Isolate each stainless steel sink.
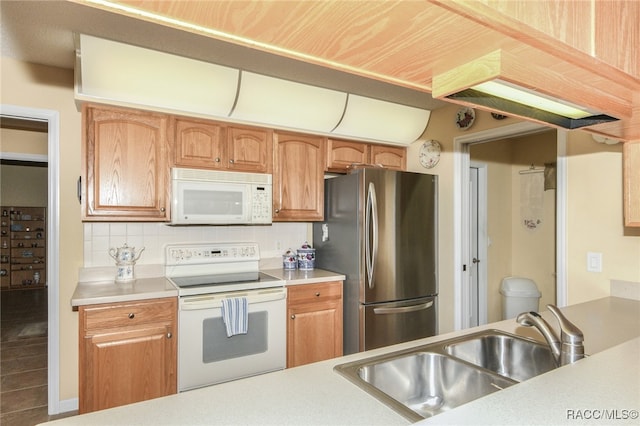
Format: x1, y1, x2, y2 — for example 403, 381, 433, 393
334, 330, 559, 421
444, 333, 557, 382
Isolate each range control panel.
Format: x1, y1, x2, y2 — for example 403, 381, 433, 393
165, 242, 259, 266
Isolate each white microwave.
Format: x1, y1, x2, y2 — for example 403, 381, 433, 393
171, 168, 272, 225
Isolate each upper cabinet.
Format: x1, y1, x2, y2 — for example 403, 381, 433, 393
273, 132, 325, 221
174, 117, 272, 173
82, 104, 171, 221
226, 125, 273, 173
326, 139, 406, 173
370, 144, 406, 171
173, 117, 225, 169
326, 139, 370, 172
623, 141, 640, 227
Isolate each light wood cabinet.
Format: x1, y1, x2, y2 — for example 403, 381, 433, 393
174, 118, 272, 173
286, 281, 343, 368
173, 117, 225, 169
0, 207, 47, 290
623, 141, 640, 227
326, 139, 370, 172
79, 297, 177, 414
82, 104, 171, 221
326, 139, 407, 173
370, 144, 406, 170
226, 125, 272, 173
273, 132, 325, 221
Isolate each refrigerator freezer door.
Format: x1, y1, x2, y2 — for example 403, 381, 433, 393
362, 170, 438, 304
360, 296, 437, 351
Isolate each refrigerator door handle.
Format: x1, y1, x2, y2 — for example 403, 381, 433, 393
365, 182, 378, 289
373, 300, 434, 315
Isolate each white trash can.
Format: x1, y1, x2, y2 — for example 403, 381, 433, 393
500, 277, 541, 320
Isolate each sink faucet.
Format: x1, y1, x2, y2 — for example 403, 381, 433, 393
516, 304, 584, 367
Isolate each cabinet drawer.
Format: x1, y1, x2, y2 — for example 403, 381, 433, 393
287, 281, 342, 305
81, 298, 176, 332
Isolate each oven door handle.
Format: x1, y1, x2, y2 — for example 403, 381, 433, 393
180, 288, 287, 311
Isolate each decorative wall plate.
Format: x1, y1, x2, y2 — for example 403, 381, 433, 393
455, 107, 475, 130
419, 139, 441, 169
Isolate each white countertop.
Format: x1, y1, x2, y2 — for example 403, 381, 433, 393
262, 267, 346, 285
70, 276, 177, 307
46, 296, 640, 425
71, 267, 343, 308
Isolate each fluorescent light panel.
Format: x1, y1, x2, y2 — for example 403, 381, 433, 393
473, 80, 598, 119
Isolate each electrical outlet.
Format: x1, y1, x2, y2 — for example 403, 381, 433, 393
587, 252, 602, 273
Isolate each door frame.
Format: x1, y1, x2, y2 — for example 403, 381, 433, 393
468, 162, 488, 326
453, 121, 568, 330
1, 104, 60, 414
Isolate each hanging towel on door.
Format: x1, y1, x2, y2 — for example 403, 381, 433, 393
520, 172, 544, 230
221, 297, 248, 337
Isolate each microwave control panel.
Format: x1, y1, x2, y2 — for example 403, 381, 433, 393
251, 185, 272, 223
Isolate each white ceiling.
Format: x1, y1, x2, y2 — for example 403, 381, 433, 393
0, 0, 446, 110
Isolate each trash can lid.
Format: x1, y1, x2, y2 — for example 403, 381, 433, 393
500, 277, 541, 297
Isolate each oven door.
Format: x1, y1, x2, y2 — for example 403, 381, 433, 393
178, 287, 286, 391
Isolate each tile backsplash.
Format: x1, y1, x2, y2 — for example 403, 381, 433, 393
83, 222, 310, 268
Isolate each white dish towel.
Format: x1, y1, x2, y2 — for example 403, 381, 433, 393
221, 297, 248, 337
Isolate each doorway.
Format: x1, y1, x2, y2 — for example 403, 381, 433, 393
0, 105, 60, 417
454, 122, 568, 330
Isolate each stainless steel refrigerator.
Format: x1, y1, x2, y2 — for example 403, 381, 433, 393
313, 169, 438, 355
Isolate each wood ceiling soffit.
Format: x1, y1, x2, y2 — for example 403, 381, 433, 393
109, 0, 503, 92
429, 0, 640, 87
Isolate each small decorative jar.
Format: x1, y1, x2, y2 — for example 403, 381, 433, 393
282, 249, 297, 270
297, 242, 315, 270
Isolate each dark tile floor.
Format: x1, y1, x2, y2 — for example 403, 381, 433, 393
1, 288, 76, 426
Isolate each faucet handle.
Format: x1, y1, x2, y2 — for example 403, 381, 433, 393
547, 305, 584, 344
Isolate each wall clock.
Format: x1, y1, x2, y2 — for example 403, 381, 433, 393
419, 140, 441, 169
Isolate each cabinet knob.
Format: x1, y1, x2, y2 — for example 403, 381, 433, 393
128, 313, 135, 319
275, 209, 280, 214
167, 332, 172, 339
290, 315, 295, 320
315, 292, 320, 297
214, 157, 221, 163
160, 207, 166, 212
229, 159, 235, 164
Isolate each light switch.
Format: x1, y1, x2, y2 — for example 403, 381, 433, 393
587, 252, 602, 273
321, 223, 329, 242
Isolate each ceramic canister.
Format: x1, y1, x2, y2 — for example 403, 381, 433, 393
297, 242, 315, 270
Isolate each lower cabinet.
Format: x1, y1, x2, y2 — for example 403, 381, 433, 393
78, 297, 177, 413
286, 281, 343, 368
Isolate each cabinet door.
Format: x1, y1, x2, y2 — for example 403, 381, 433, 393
79, 297, 177, 414
273, 132, 325, 221
174, 117, 225, 169
286, 281, 343, 368
624, 141, 640, 227
83, 105, 170, 221
80, 324, 176, 413
370, 144, 406, 170
326, 139, 369, 172
287, 300, 342, 368
227, 126, 272, 173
